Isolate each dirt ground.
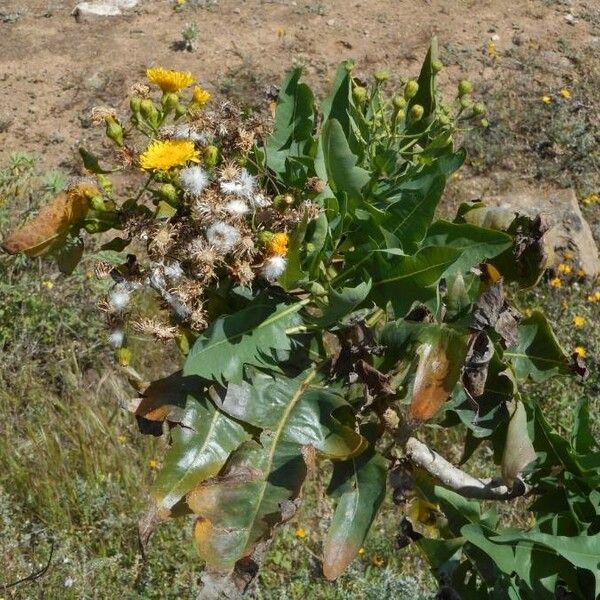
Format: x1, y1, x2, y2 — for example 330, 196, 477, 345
1, 0, 598, 174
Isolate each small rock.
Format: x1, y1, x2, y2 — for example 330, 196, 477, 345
564, 13, 576, 25
491, 33, 500, 41
72, 0, 138, 19
485, 188, 600, 276
326, 19, 335, 26
233, 7, 240, 13
84, 72, 107, 91
49, 131, 65, 144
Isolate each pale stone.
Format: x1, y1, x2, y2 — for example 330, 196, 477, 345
485, 188, 599, 276
72, 0, 139, 18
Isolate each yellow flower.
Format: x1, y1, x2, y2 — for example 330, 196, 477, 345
139, 139, 199, 171
549, 277, 562, 288
148, 459, 159, 470
268, 232, 289, 256
42, 280, 54, 289
596, 291, 600, 301
574, 346, 587, 358
563, 250, 574, 260
358, 547, 366, 556
587, 294, 596, 303
577, 269, 586, 278
294, 527, 306, 539
574, 315, 585, 327
372, 556, 385, 567
542, 95, 552, 105
117, 434, 127, 444
583, 193, 599, 205
192, 86, 211, 108
487, 41, 497, 57
560, 88, 571, 99
146, 67, 194, 93
557, 263, 572, 274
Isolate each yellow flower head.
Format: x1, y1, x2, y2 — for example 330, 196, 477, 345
42, 280, 54, 290
574, 315, 585, 327
192, 86, 211, 108
563, 250, 574, 260
294, 527, 306, 539
267, 232, 289, 256
596, 291, 600, 301
583, 193, 599, 205
139, 139, 199, 171
358, 547, 366, 556
560, 88, 571, 99
146, 67, 194, 93
148, 459, 159, 470
558, 263, 572, 274
549, 277, 562, 288
117, 434, 127, 444
542, 95, 552, 105
574, 346, 587, 358
372, 556, 385, 567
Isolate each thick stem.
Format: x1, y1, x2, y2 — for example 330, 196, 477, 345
405, 437, 530, 501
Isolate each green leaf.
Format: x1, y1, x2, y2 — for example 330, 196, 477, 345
184, 300, 304, 384
187, 368, 367, 573
316, 119, 370, 204
323, 424, 387, 580
504, 311, 572, 382
406, 37, 438, 138
55, 235, 84, 274
501, 400, 536, 485
572, 399, 594, 455
266, 68, 315, 177
422, 220, 512, 275
369, 246, 461, 315
151, 386, 249, 511
315, 281, 371, 327
279, 213, 308, 290
417, 537, 465, 569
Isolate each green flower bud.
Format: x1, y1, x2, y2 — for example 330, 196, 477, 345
96, 174, 113, 194
458, 79, 473, 97
84, 220, 104, 233
204, 145, 219, 168
162, 92, 179, 113
392, 95, 406, 110
130, 96, 142, 114
90, 195, 116, 212
395, 110, 405, 122
175, 103, 188, 118
409, 104, 424, 122
140, 99, 160, 128
160, 183, 179, 205
432, 59, 444, 74
273, 194, 294, 210
105, 116, 124, 147
404, 79, 419, 100
352, 85, 368, 105
116, 347, 132, 367
480, 118, 489, 128
258, 231, 274, 245
438, 114, 451, 126
473, 102, 487, 115
460, 96, 473, 109
374, 69, 390, 82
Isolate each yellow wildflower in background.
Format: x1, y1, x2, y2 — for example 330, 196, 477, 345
117, 434, 127, 443
148, 459, 159, 470
140, 139, 199, 171
560, 88, 571, 99
372, 556, 385, 567
583, 193, 599, 205
574, 315, 585, 327
295, 527, 306, 539
574, 346, 587, 358
268, 232, 289, 256
146, 67, 194, 93
542, 95, 552, 105
42, 280, 54, 289
557, 263, 572, 274
192, 86, 211, 107
549, 277, 562, 288
563, 250, 574, 260
487, 41, 497, 58
358, 547, 366, 556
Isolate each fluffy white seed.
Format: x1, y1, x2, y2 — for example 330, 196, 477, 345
261, 255, 287, 281
180, 166, 210, 196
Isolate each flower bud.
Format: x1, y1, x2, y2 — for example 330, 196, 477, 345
458, 79, 473, 97
258, 231, 274, 245
175, 103, 188, 118
352, 85, 368, 105
90, 195, 116, 212
404, 79, 419, 100
473, 102, 486, 115
460, 96, 472, 109
409, 104, 424, 122
392, 95, 406, 110
480, 118, 489, 128
438, 114, 451, 126
160, 183, 179, 204
115, 347, 132, 367
130, 96, 142, 115
432, 59, 443, 74
374, 69, 389, 82
203, 145, 219, 168
162, 92, 179, 113
273, 194, 294, 210
105, 116, 124, 147
140, 99, 160, 128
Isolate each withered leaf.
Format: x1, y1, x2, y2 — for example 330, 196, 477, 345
462, 332, 494, 398
495, 305, 521, 347
471, 280, 504, 331
395, 516, 423, 550
2, 183, 98, 257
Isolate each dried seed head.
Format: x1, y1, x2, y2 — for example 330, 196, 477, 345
133, 318, 178, 341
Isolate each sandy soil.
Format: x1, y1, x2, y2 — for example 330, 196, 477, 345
0, 0, 596, 172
